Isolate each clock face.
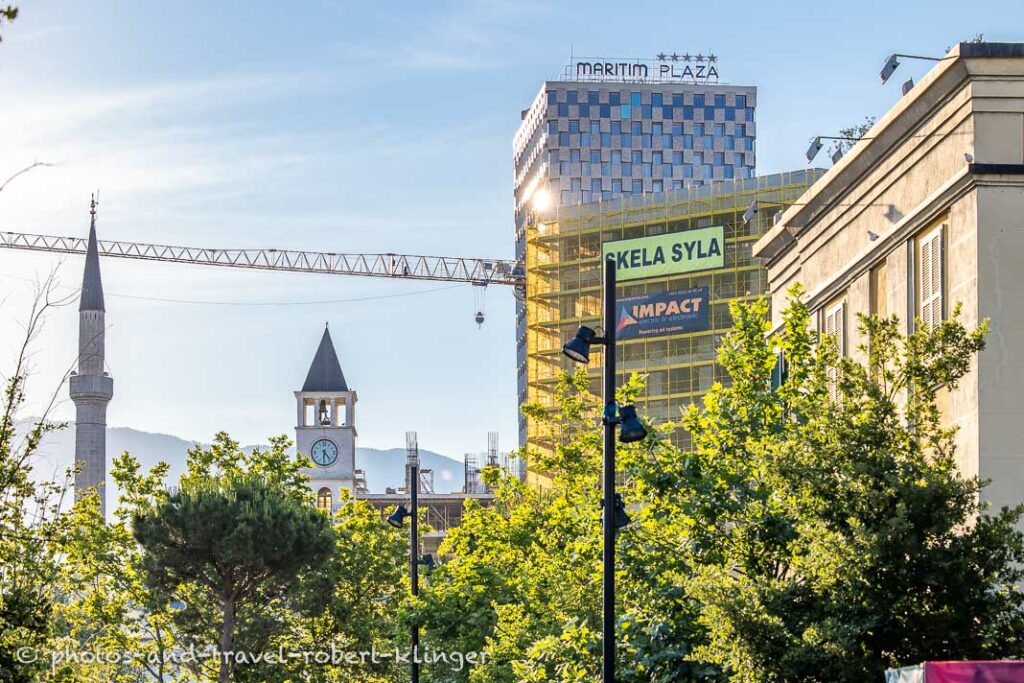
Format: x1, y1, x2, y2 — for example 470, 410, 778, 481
310, 439, 338, 467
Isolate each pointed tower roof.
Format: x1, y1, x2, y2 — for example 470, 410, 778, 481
302, 325, 349, 392
80, 197, 105, 312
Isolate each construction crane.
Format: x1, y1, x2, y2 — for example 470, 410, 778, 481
1, 230, 525, 323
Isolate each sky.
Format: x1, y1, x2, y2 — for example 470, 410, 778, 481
1, 0, 1021, 458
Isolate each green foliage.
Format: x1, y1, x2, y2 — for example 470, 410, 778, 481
0, 6, 16, 42
133, 470, 335, 682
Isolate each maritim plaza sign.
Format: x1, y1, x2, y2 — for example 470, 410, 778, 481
567, 52, 721, 84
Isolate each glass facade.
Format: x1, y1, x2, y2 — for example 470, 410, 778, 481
523, 171, 825, 486
513, 80, 758, 446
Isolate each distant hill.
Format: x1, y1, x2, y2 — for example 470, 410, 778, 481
17, 419, 466, 510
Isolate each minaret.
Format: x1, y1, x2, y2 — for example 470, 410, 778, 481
69, 196, 113, 516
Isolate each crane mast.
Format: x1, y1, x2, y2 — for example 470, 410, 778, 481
0, 231, 524, 287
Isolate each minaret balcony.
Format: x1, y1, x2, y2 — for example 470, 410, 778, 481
69, 373, 113, 401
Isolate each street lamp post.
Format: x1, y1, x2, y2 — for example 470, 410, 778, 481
387, 463, 423, 683
562, 255, 647, 683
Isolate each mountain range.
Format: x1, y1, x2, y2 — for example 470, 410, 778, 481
18, 419, 467, 510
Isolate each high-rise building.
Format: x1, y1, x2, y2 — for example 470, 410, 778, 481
513, 55, 757, 445
70, 198, 113, 516
524, 171, 822, 487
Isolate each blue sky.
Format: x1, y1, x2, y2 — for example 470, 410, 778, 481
1, 0, 1021, 458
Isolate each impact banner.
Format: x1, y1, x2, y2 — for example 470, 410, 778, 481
615, 287, 710, 340
602, 226, 725, 282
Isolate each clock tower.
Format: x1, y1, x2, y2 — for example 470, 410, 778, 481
295, 325, 357, 513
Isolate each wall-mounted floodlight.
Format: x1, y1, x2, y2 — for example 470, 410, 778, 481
901, 78, 915, 95
562, 325, 598, 364
618, 405, 648, 443
830, 147, 844, 164
742, 200, 758, 225
806, 137, 823, 163
386, 504, 411, 528
880, 52, 944, 84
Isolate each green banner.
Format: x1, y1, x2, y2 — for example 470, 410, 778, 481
602, 226, 725, 282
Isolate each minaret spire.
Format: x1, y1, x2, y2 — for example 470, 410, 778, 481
70, 194, 113, 516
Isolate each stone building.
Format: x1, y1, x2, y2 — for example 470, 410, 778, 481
753, 42, 1024, 523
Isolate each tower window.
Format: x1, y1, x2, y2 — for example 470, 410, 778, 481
317, 487, 332, 512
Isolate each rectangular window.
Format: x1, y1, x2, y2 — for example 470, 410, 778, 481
630, 92, 642, 106
581, 190, 591, 203
652, 151, 663, 165
567, 91, 578, 104
547, 90, 557, 104
653, 180, 663, 192
611, 121, 621, 135
579, 104, 590, 117
631, 122, 642, 135
724, 166, 734, 179
673, 94, 684, 106
571, 178, 581, 191
632, 151, 643, 164
662, 164, 673, 177
870, 261, 888, 319
570, 149, 580, 162
569, 120, 580, 133
736, 95, 746, 108
694, 94, 704, 107
652, 93, 663, 107
547, 121, 558, 134
601, 132, 611, 146
621, 162, 632, 175
620, 104, 631, 118
559, 161, 569, 175
581, 162, 590, 175
590, 121, 600, 134
621, 133, 632, 147
683, 135, 693, 149
652, 123, 663, 136
642, 105, 652, 118
825, 300, 847, 400
917, 224, 944, 328
642, 134, 652, 148
611, 150, 622, 164
609, 92, 620, 106
581, 133, 591, 146
632, 179, 643, 194
612, 179, 622, 193
599, 104, 611, 117
683, 105, 694, 118
558, 103, 569, 116
672, 152, 683, 164
642, 163, 652, 177
588, 90, 599, 104
590, 150, 601, 163
715, 94, 726, 107
591, 178, 602, 193
602, 162, 610, 175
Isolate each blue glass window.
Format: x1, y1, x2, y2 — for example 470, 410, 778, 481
590, 150, 601, 163
662, 164, 672, 177
631, 122, 642, 135
641, 134, 651, 148
714, 152, 724, 165
703, 135, 713, 148
621, 133, 632, 147
704, 106, 715, 120
588, 90, 599, 104
558, 103, 568, 116
683, 135, 693, 149
724, 166, 734, 179
590, 121, 600, 134
652, 122, 663, 136
582, 190, 591, 202
725, 108, 736, 121
725, 137, 735, 150
702, 164, 713, 178
682, 165, 692, 178
571, 178, 581, 191
714, 94, 725, 107
746, 108, 755, 121
653, 180, 663, 192
630, 92, 641, 106
581, 161, 590, 175
672, 123, 683, 136
746, 137, 755, 151
652, 93, 662, 106
547, 121, 558, 134
612, 179, 622, 193
663, 106, 673, 118
662, 135, 672, 147
579, 104, 590, 117
570, 149, 580, 162
632, 179, 643, 193
642, 163, 652, 177
642, 105, 652, 118
569, 120, 580, 133
559, 161, 569, 175
559, 132, 569, 145
609, 92, 620, 106
736, 95, 746, 109
581, 133, 591, 146
673, 94, 683, 106
602, 162, 610, 175
694, 94, 704, 107
592, 178, 602, 192
714, 124, 725, 137
602, 191, 612, 201
631, 151, 643, 164
611, 150, 622, 164
600, 104, 611, 117
620, 104, 631, 118
611, 121, 621, 135
548, 149, 559, 163
672, 152, 683, 164
736, 124, 746, 136
683, 106, 694, 118
567, 91, 578, 104
621, 162, 632, 175
694, 153, 703, 165
652, 151, 663, 164
547, 90, 557, 104
601, 132, 611, 146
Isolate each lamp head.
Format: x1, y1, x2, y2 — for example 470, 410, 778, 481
805, 136, 823, 163
562, 325, 597, 364
618, 404, 648, 443
742, 200, 758, 225
420, 554, 437, 572
386, 504, 410, 529
880, 54, 900, 83
613, 493, 632, 530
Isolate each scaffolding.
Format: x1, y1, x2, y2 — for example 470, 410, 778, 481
524, 170, 825, 485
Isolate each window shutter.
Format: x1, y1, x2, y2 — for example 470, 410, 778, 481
919, 226, 943, 329
825, 302, 846, 402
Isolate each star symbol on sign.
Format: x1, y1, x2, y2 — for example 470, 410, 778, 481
657, 52, 667, 61
682, 53, 692, 62
695, 54, 704, 63
671, 52, 679, 62
709, 54, 717, 63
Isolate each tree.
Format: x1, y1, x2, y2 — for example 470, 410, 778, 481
831, 116, 876, 157
132, 471, 335, 683
0, 6, 16, 42
673, 291, 1024, 681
